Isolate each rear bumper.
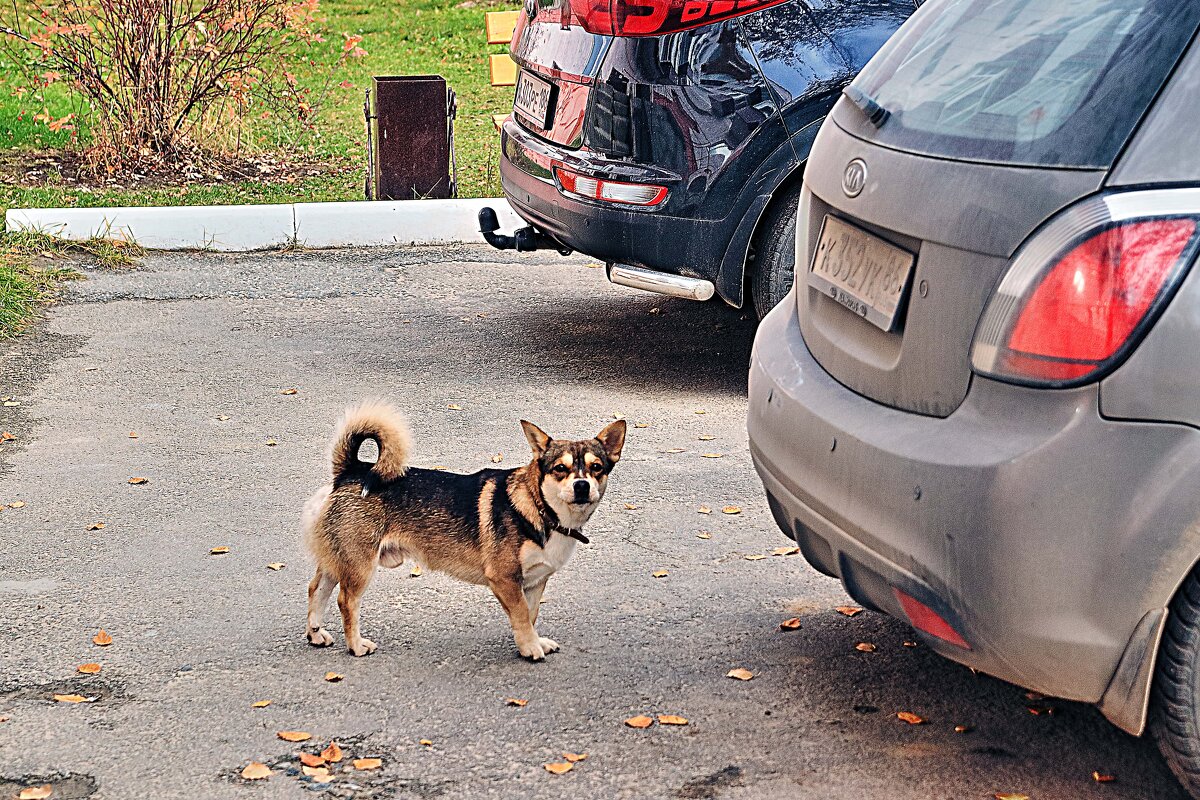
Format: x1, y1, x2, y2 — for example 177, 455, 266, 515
748, 292, 1200, 728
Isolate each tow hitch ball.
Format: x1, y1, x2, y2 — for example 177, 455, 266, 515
478, 207, 573, 256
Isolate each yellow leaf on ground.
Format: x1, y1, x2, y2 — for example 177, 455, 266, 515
772, 546, 800, 556
447, 404, 463, 411
52, 694, 92, 703
726, 668, 754, 681
277, 731, 312, 742
694, 410, 706, 415
299, 752, 326, 768
324, 672, 343, 683
216, 415, 230, 421
744, 554, 767, 561
722, 505, 742, 514
265, 440, 278, 447
651, 570, 668, 578
1093, 772, 1115, 783
241, 762, 271, 781
92, 629, 113, 646
352, 757, 382, 770
267, 562, 286, 571
302, 766, 332, 782
19, 785, 53, 799
0, 715, 10, 722
127, 477, 149, 485
419, 738, 433, 746
624, 503, 639, 510
77, 663, 101, 674
658, 714, 689, 725
897, 712, 926, 725
505, 697, 528, 707
994, 795, 1030, 800
321, 741, 343, 762
835, 606, 864, 617
0, 431, 15, 441
492, 454, 503, 463
280, 388, 298, 395
410, 565, 422, 577
697, 531, 712, 539
543, 762, 573, 775
624, 715, 654, 729
563, 752, 588, 762
697, 505, 712, 514
856, 643, 877, 653
954, 725, 972, 733
698, 435, 716, 441
129, 431, 138, 438
701, 453, 724, 459
251, 700, 271, 708
634, 423, 648, 428
9, 501, 25, 508
780, 618, 802, 631
210, 546, 230, 555
86, 522, 105, 531
664, 448, 686, 453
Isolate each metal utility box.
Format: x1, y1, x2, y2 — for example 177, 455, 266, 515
367, 75, 456, 200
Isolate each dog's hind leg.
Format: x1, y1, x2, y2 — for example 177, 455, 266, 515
491, 577, 557, 660
337, 570, 377, 657
306, 568, 337, 647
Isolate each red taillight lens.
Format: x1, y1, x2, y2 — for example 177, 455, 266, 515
893, 589, 971, 650
973, 204, 1200, 387
569, 0, 789, 37
556, 167, 668, 207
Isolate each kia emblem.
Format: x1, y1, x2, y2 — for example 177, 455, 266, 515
843, 158, 867, 198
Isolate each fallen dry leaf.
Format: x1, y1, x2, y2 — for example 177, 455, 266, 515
86, 522, 105, 531
280, 388, 298, 395
634, 423, 648, 428
903, 641, 918, 648
651, 570, 669, 578
954, 725, 972, 733
624, 503, 639, 510
563, 752, 588, 762
624, 715, 654, 729
251, 700, 271, 708
505, 697, 528, 707
77, 663, 101, 674
277, 731, 312, 742
127, 477, 148, 485
855, 643, 877, 653
727, 668, 754, 681
19, 786, 53, 799
722, 506, 742, 514
266, 562, 286, 571
701, 453, 724, 459
321, 741, 343, 762
1093, 772, 1115, 783
543, 762, 573, 775
993, 795, 1030, 800
0, 715, 9, 722
698, 435, 716, 441
447, 404, 463, 411
241, 762, 271, 781
780, 617, 803, 631
302, 766, 332, 782
419, 739, 433, 746
9, 500, 25, 508
835, 606, 864, 617
265, 440, 278, 447
743, 554, 767, 561
491, 454, 503, 463
52, 694, 93, 703
697, 531, 712, 540
410, 565, 422, 577
210, 546, 230, 555
129, 431, 138, 438
612, 412, 625, 420
772, 546, 801, 556
896, 712, 926, 725
324, 672, 343, 683
698, 505, 712, 514
664, 447, 687, 453
0, 431, 15, 442
352, 757, 382, 770
694, 409, 706, 415
299, 752, 326, 768
658, 714, 689, 725
92, 629, 113, 647
215, 414, 230, 421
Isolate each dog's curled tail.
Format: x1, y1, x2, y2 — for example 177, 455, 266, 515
330, 400, 411, 483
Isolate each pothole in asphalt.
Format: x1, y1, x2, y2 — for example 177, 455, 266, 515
0, 772, 98, 799
1, 676, 126, 704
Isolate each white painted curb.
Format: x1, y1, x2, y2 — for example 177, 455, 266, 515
4, 197, 524, 252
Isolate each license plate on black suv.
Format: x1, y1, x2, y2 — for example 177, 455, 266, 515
514, 69, 554, 130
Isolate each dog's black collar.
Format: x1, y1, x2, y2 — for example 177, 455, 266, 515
551, 524, 589, 545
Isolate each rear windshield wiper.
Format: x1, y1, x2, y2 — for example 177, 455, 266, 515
843, 85, 891, 128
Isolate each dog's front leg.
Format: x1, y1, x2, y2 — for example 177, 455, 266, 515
524, 577, 549, 626
490, 577, 558, 661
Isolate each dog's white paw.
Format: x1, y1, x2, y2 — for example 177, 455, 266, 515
538, 637, 560, 655
517, 636, 546, 661
348, 638, 377, 657
307, 627, 334, 647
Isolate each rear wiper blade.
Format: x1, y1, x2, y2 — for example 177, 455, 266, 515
843, 85, 891, 129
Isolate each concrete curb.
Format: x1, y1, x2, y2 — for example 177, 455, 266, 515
4, 197, 524, 251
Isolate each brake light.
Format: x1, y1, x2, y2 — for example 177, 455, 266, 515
568, 0, 789, 37
556, 167, 667, 206
973, 193, 1200, 387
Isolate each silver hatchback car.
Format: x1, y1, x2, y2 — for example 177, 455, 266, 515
747, 0, 1200, 794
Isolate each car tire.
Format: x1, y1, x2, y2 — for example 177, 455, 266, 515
750, 183, 803, 321
1150, 570, 1200, 796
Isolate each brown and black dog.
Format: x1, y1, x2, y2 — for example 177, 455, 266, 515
302, 400, 626, 660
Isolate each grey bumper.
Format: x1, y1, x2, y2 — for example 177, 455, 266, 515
748, 291, 1200, 733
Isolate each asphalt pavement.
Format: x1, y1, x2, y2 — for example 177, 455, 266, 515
0, 245, 1186, 799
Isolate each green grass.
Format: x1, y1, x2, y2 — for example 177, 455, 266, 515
0, 0, 518, 211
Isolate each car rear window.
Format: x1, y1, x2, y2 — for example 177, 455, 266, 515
848, 0, 1200, 168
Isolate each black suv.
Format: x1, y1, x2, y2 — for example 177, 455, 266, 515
481, 0, 913, 318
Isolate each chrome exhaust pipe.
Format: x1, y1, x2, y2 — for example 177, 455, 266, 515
608, 264, 715, 302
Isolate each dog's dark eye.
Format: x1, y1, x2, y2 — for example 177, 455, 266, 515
590, 462, 604, 474
552, 464, 570, 476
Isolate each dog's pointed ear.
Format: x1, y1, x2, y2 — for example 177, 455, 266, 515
596, 419, 627, 463
521, 420, 552, 455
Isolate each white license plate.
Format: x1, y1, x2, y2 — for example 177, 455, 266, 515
809, 215, 915, 332
514, 70, 554, 130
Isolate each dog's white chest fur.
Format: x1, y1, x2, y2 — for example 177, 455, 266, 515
520, 533, 577, 587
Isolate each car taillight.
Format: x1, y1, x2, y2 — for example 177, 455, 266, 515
555, 167, 667, 207
567, 0, 789, 37
972, 192, 1200, 387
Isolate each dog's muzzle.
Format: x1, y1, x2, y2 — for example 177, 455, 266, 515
572, 480, 591, 504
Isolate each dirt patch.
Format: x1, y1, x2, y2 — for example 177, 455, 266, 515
0, 675, 127, 705
0, 771, 98, 799
677, 765, 744, 799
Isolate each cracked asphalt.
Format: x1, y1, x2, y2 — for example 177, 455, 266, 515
0, 244, 1187, 799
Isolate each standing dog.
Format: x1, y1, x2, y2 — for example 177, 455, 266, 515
302, 400, 626, 660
